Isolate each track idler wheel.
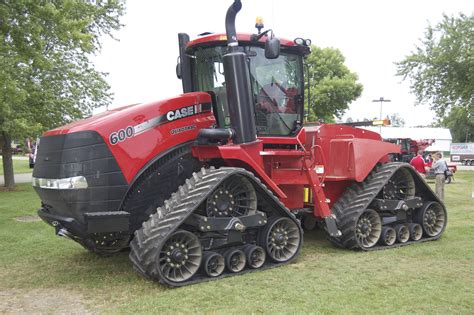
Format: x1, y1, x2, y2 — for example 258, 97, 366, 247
202, 251, 225, 277
206, 175, 257, 217
382, 168, 415, 200
407, 223, 423, 241
159, 230, 202, 283
355, 209, 382, 249
395, 224, 409, 243
243, 245, 266, 269
262, 217, 301, 262
414, 201, 447, 237
224, 248, 246, 273
378, 226, 396, 246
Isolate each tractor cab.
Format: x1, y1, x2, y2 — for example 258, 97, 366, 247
177, 33, 310, 137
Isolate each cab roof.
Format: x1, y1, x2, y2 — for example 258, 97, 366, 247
186, 33, 310, 55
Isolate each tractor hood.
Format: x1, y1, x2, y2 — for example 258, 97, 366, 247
46, 92, 213, 137
39, 92, 215, 183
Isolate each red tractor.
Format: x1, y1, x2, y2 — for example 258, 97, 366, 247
385, 138, 434, 163
32, 1, 447, 287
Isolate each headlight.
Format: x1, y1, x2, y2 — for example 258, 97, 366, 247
32, 176, 88, 189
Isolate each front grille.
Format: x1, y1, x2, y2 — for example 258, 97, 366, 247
33, 131, 128, 224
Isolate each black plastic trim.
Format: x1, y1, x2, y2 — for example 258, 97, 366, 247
33, 131, 128, 224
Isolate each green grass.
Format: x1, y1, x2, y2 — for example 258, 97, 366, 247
0, 172, 473, 314
0, 156, 32, 175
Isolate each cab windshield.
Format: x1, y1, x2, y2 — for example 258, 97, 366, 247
191, 46, 303, 136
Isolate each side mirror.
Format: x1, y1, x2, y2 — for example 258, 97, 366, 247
176, 59, 182, 79
265, 37, 280, 59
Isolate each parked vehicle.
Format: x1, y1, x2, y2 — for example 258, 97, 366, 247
32, 0, 447, 287
385, 138, 434, 163
450, 143, 474, 165
461, 159, 474, 166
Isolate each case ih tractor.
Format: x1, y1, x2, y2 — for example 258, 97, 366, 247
385, 138, 434, 163
32, 1, 447, 286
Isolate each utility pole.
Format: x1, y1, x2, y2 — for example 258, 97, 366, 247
372, 97, 391, 134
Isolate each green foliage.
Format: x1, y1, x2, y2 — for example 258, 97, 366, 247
396, 13, 473, 119
305, 46, 363, 122
442, 106, 474, 142
0, 0, 125, 140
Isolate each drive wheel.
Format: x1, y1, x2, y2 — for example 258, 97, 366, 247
206, 175, 257, 217
414, 201, 447, 237
355, 209, 382, 249
382, 168, 415, 200
262, 217, 301, 263
159, 230, 202, 283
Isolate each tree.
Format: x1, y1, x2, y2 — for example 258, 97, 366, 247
305, 46, 363, 122
387, 113, 406, 127
442, 107, 474, 142
396, 13, 473, 119
0, 0, 125, 188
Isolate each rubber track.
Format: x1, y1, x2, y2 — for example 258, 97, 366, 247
329, 162, 446, 251
129, 167, 303, 287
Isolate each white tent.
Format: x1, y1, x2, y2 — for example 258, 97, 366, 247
361, 127, 452, 152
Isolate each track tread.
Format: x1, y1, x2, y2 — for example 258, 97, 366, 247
329, 162, 446, 250
129, 167, 303, 287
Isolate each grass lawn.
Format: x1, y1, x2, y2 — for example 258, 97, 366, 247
0, 172, 473, 314
0, 156, 32, 175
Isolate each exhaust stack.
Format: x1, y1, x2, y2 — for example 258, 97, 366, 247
223, 0, 257, 144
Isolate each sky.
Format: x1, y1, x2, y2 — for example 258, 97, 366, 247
92, 0, 473, 127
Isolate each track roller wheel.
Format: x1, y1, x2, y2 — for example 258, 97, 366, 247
407, 223, 423, 241
224, 248, 246, 273
243, 245, 266, 269
395, 224, 409, 243
355, 209, 382, 249
159, 230, 202, 283
378, 226, 396, 246
414, 201, 447, 237
262, 217, 301, 262
202, 251, 225, 277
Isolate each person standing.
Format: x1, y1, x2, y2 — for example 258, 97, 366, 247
431, 152, 447, 202
410, 150, 427, 177
425, 153, 433, 167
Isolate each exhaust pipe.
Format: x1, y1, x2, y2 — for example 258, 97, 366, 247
225, 0, 242, 49
223, 0, 257, 144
